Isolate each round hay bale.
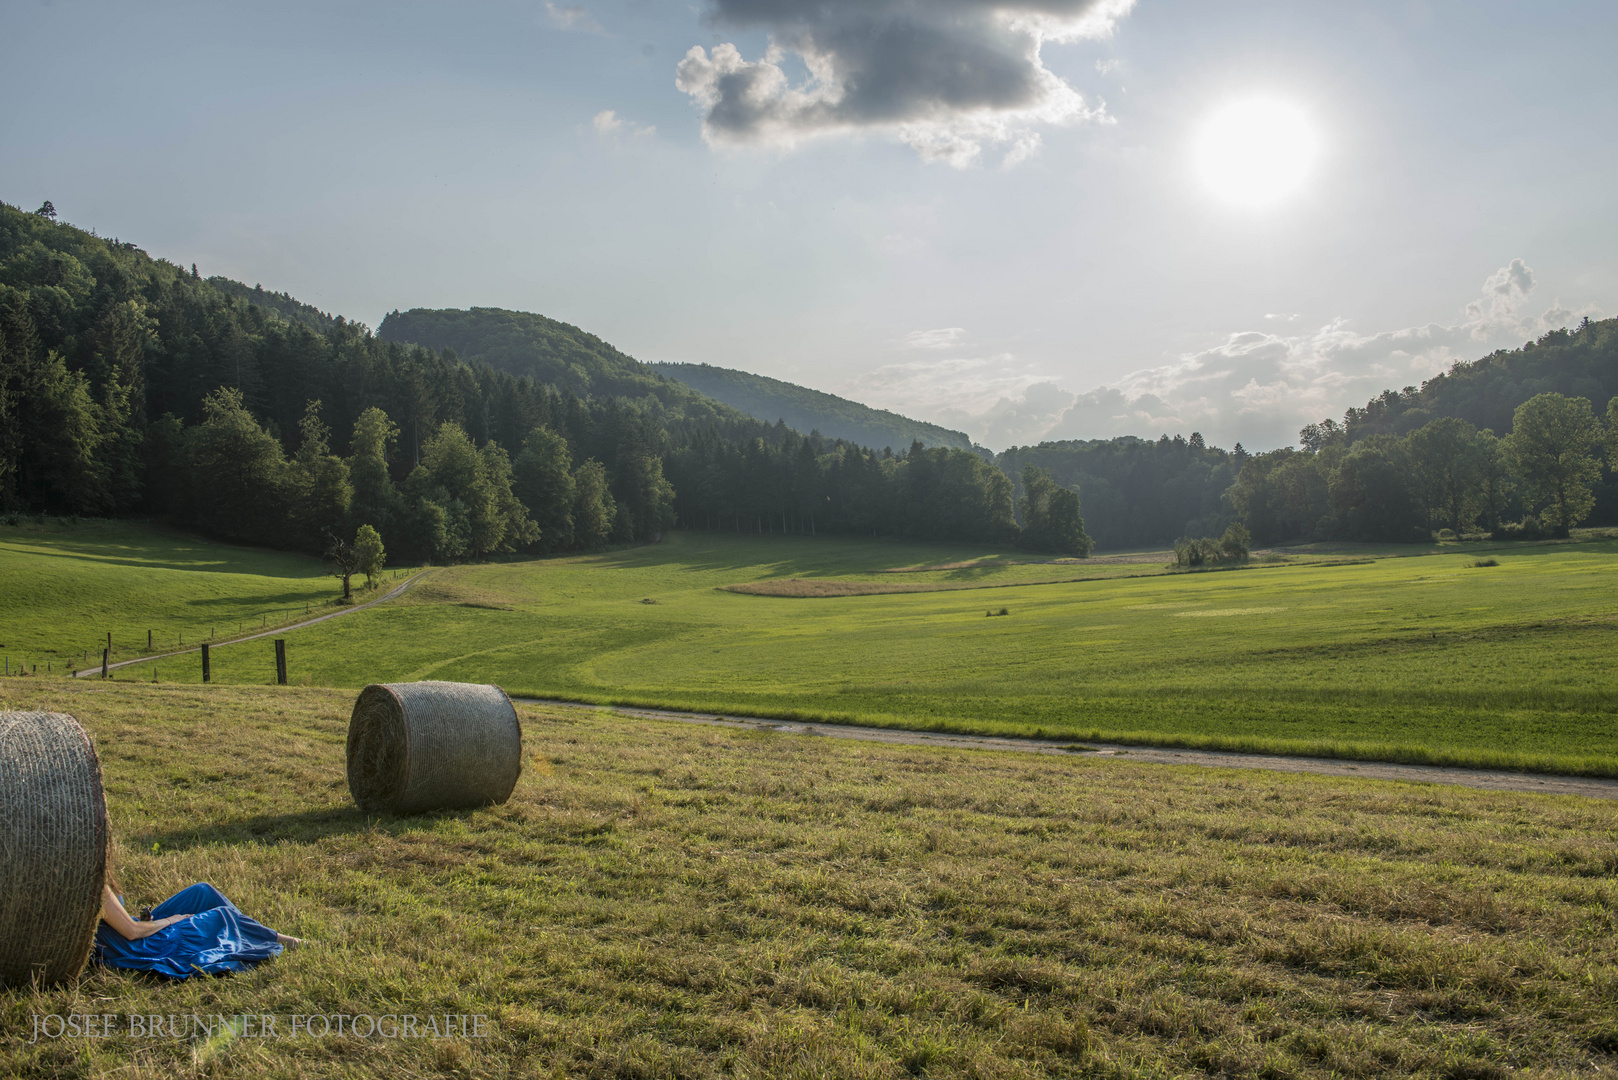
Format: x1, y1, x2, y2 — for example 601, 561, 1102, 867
347, 682, 523, 814
0, 711, 109, 988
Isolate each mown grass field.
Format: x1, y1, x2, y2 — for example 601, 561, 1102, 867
162, 529, 1617, 777
6, 521, 1618, 773
0, 519, 409, 671
2, 679, 1616, 1079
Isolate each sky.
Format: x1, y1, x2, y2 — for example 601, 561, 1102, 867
3, 0, 1615, 451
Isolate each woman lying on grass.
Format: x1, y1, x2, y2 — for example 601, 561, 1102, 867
96, 873, 303, 979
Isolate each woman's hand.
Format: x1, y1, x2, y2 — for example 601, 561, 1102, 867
140, 914, 194, 936
101, 886, 193, 940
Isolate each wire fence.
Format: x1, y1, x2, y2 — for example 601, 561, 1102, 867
1, 570, 414, 678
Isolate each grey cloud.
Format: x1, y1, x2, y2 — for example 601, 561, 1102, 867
676, 0, 1133, 166
971, 381, 1077, 448
1487, 257, 1534, 298
1468, 257, 1536, 321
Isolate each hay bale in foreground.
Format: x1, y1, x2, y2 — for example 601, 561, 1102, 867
347, 682, 523, 814
0, 711, 109, 988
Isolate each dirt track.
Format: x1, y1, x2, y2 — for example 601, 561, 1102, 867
73, 570, 435, 678
518, 699, 1618, 801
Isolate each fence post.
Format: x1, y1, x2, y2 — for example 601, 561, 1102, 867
148, 629, 152, 650
274, 639, 287, 686
201, 643, 211, 684
101, 649, 109, 679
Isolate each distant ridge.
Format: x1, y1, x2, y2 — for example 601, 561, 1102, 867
377, 306, 976, 452
377, 306, 706, 409
651, 362, 976, 453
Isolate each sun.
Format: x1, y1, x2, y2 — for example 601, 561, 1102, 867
1193, 97, 1320, 208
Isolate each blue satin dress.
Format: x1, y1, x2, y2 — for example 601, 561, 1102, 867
94, 883, 284, 979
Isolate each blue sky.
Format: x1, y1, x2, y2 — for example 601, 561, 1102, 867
4, 0, 1614, 449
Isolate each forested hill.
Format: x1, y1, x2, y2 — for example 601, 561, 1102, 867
7, 196, 1612, 559
2, 202, 1078, 560
207, 278, 344, 334
377, 306, 709, 411
997, 435, 1241, 552
1331, 316, 1618, 443
651, 362, 976, 453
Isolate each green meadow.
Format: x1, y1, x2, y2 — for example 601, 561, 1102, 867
5, 521, 1618, 774
2, 680, 1616, 1079
0, 519, 410, 671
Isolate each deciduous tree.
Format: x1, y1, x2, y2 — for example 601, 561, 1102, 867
572, 459, 616, 548
512, 426, 576, 552
353, 524, 386, 589
1502, 393, 1602, 534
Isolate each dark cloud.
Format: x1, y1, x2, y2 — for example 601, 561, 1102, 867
676, 0, 1134, 166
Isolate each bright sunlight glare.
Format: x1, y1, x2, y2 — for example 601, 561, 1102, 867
1194, 98, 1321, 208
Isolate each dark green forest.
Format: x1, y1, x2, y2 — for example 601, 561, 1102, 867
997, 433, 1242, 551
1231, 318, 1618, 545
0, 203, 1086, 562
376, 306, 704, 410
648, 361, 976, 453
995, 318, 1618, 549
4, 199, 1615, 562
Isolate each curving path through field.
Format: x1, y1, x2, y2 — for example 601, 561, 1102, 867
73, 570, 436, 679
517, 698, 1618, 801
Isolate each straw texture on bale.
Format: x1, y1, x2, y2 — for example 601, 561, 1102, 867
0, 711, 109, 988
347, 682, 523, 814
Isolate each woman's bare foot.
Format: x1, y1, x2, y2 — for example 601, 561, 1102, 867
276, 933, 305, 950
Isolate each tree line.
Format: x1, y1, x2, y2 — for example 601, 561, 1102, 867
1231, 391, 1617, 544
664, 428, 1090, 554
0, 202, 1092, 559
9, 200, 1612, 559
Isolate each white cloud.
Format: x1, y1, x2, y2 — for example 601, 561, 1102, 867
674, 0, 1132, 167
849, 262, 1605, 451
546, 3, 604, 34
842, 334, 1074, 446
592, 109, 655, 138
903, 327, 966, 350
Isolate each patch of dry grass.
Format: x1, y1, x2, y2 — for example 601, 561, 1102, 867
721, 578, 968, 597
881, 553, 1173, 572
400, 572, 516, 610
3, 680, 1617, 1078
719, 572, 1171, 597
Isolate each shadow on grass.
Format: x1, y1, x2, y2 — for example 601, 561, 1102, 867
1275, 536, 1618, 560
1, 522, 330, 577
582, 530, 1022, 581
135, 804, 490, 850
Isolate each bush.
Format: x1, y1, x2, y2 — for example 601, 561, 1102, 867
1220, 522, 1251, 560
1496, 516, 1548, 541
1436, 528, 1458, 542
1172, 524, 1251, 569
1472, 558, 1499, 567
